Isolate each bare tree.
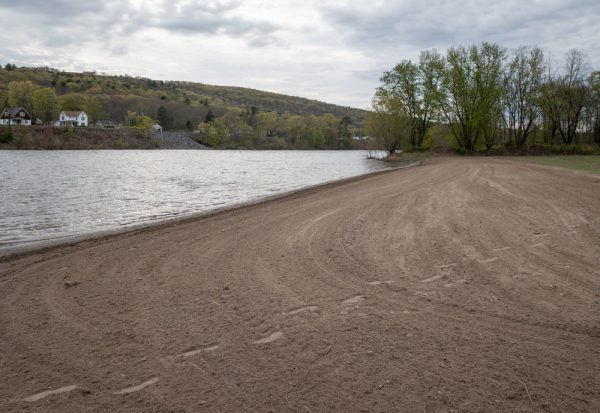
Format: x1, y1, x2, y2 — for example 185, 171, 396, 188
590, 71, 600, 145
541, 50, 590, 144
503, 47, 545, 147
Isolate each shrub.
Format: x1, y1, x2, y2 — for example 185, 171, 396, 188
113, 138, 129, 149
0, 129, 13, 143
549, 144, 598, 155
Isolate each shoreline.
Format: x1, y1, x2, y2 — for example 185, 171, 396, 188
1, 156, 597, 412
0, 160, 420, 261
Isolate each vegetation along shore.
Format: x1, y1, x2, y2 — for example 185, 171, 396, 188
1, 42, 599, 154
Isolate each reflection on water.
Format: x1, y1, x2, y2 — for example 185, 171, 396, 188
0, 150, 388, 250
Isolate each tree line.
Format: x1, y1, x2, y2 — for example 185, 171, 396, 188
193, 106, 355, 149
368, 43, 600, 154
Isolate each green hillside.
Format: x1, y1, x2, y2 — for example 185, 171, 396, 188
0, 65, 367, 149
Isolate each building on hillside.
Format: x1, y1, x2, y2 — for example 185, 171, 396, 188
96, 120, 121, 129
152, 123, 163, 132
57, 111, 88, 127
0, 107, 32, 126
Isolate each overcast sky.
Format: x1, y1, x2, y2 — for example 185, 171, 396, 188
1, 0, 598, 108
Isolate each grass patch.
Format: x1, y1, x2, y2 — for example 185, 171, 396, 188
383, 151, 432, 162
512, 156, 600, 174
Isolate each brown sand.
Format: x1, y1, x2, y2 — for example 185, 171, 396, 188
0, 157, 599, 412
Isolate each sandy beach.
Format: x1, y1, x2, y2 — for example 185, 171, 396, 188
1, 156, 599, 412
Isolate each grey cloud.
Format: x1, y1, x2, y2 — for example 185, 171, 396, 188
0, 0, 282, 49
4, 0, 104, 18
1, 0, 599, 109
319, 0, 600, 65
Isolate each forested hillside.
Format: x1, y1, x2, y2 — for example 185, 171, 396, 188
0, 65, 367, 149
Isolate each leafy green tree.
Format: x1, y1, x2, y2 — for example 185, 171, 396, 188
319, 113, 340, 146
307, 128, 325, 148
218, 108, 246, 135
337, 116, 353, 149
32, 88, 57, 123
127, 111, 154, 129
157, 105, 172, 129
58, 93, 87, 111
285, 115, 306, 146
197, 120, 228, 147
84, 96, 102, 123
0, 91, 8, 110
366, 96, 409, 155
204, 110, 214, 123
253, 112, 278, 138
8, 81, 36, 112
377, 50, 444, 148
438, 43, 506, 150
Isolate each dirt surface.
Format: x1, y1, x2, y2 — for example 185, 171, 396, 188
1, 157, 599, 412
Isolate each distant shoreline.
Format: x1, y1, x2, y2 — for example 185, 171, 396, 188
0, 126, 372, 150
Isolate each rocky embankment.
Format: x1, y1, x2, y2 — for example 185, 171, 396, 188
0, 126, 212, 150
151, 131, 210, 149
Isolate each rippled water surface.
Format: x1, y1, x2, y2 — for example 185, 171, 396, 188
0, 150, 388, 250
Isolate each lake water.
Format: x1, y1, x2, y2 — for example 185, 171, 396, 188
0, 150, 388, 252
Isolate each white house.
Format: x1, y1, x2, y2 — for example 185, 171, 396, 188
57, 111, 88, 127
0, 107, 32, 126
152, 123, 163, 132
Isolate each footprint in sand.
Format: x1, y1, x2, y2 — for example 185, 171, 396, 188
444, 279, 467, 288
340, 295, 365, 314
342, 295, 364, 304
421, 275, 443, 283
367, 280, 394, 286
114, 377, 159, 395
23, 385, 79, 402
180, 345, 220, 358
285, 306, 319, 315
253, 331, 284, 344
